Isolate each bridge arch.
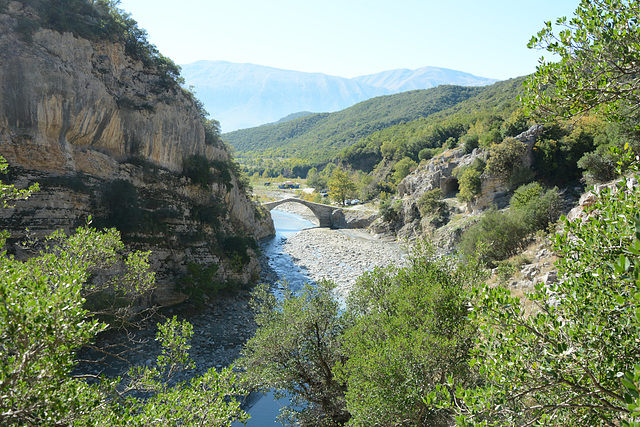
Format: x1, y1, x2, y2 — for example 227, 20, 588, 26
263, 198, 339, 228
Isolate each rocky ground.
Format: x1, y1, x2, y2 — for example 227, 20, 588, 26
282, 228, 407, 298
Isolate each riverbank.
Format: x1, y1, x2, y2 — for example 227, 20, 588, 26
281, 227, 407, 298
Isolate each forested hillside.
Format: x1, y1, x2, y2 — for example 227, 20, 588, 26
225, 85, 484, 165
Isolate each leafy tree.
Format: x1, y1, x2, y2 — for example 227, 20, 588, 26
238, 281, 349, 426
457, 164, 640, 426
392, 157, 418, 183
522, 0, 640, 123
485, 137, 527, 181
328, 168, 356, 206
456, 166, 483, 203
337, 242, 486, 426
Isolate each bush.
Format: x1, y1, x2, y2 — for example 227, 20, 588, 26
417, 189, 449, 227
510, 182, 562, 232
485, 137, 527, 181
183, 155, 213, 188
238, 281, 349, 426
459, 209, 530, 266
177, 261, 224, 308
462, 134, 479, 154
456, 158, 485, 203
338, 241, 486, 426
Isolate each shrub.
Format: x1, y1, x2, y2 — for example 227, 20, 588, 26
510, 182, 562, 232
417, 189, 449, 227
456, 158, 485, 203
485, 137, 527, 181
462, 134, 479, 154
177, 261, 223, 308
183, 155, 213, 188
459, 209, 530, 266
338, 241, 486, 426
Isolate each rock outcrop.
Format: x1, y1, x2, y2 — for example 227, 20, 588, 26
371, 125, 545, 244
0, 1, 274, 306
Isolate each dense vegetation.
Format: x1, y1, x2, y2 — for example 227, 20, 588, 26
237, 1, 640, 426
226, 85, 484, 175
3, 0, 640, 426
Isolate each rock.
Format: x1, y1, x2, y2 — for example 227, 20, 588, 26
0, 3, 275, 306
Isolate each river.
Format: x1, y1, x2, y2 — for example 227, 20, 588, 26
235, 209, 316, 426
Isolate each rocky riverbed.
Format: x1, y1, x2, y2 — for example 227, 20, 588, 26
281, 228, 407, 298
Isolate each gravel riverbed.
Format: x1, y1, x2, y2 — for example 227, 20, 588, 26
281, 227, 407, 298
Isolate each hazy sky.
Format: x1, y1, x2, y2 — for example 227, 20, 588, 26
117, 0, 581, 80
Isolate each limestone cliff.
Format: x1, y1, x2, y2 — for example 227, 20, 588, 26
0, 1, 274, 305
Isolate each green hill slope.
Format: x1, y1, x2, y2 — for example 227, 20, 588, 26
224, 85, 485, 162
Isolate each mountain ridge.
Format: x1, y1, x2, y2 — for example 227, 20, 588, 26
180, 60, 499, 131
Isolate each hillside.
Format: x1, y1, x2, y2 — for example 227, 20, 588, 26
180, 60, 497, 131
224, 85, 485, 163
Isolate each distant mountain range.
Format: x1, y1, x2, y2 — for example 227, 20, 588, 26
179, 61, 499, 132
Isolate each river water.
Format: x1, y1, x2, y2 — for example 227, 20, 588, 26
235, 209, 316, 426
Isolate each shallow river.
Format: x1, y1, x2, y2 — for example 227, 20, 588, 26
235, 209, 316, 426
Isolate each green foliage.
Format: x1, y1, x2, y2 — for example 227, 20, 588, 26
177, 261, 221, 308
460, 183, 561, 266
522, 0, 640, 123
238, 281, 349, 426
456, 159, 485, 203
328, 168, 357, 205
417, 189, 449, 227
337, 242, 486, 426
458, 170, 640, 426
462, 134, 479, 154
0, 157, 39, 207
378, 198, 402, 223
533, 118, 603, 185
0, 157, 248, 426
226, 85, 484, 165
485, 137, 527, 182
219, 235, 257, 271
182, 154, 214, 188
391, 156, 418, 183
459, 209, 530, 266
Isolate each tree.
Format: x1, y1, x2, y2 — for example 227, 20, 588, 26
238, 281, 349, 426
328, 168, 356, 206
337, 242, 486, 426
457, 163, 640, 426
0, 157, 249, 426
391, 157, 418, 184
522, 0, 640, 123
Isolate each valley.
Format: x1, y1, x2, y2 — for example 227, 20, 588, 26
1, 0, 640, 426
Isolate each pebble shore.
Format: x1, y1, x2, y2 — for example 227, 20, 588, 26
282, 228, 407, 298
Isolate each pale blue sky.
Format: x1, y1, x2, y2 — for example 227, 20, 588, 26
117, 0, 581, 80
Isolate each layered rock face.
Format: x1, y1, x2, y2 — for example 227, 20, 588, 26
0, 1, 274, 305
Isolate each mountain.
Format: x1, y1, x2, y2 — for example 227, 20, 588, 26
353, 66, 499, 92
0, 2, 273, 305
180, 61, 498, 132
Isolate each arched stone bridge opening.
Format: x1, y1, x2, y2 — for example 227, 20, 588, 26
263, 198, 342, 228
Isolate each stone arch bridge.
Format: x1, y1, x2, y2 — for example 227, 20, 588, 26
263, 198, 342, 228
